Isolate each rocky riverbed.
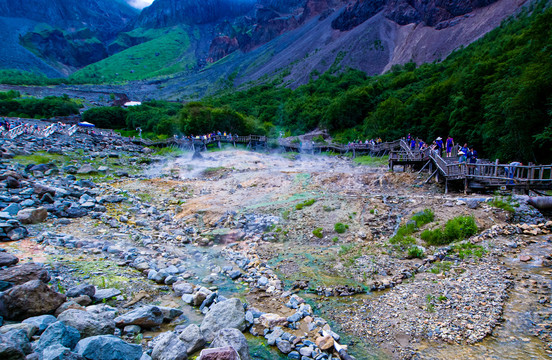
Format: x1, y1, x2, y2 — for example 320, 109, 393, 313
0, 126, 551, 360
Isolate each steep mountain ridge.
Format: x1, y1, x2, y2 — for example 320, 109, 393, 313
0, 0, 137, 75
0, 0, 531, 98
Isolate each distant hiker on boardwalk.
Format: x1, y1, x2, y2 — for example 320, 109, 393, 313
446, 135, 454, 157
435, 137, 444, 157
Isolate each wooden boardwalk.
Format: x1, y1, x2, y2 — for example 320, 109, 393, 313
389, 140, 552, 192
132, 134, 551, 192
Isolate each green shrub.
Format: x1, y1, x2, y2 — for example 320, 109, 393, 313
453, 242, 486, 259
313, 227, 323, 238
411, 209, 435, 227
332, 237, 339, 243
421, 228, 446, 246
444, 216, 478, 242
422, 215, 478, 246
407, 246, 424, 259
334, 222, 348, 233
295, 199, 316, 210
489, 197, 516, 213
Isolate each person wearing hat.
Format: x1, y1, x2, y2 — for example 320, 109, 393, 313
435, 137, 444, 157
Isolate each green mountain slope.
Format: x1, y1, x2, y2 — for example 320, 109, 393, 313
69, 27, 194, 83
206, 0, 552, 163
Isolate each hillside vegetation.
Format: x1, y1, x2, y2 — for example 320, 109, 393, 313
205, 1, 552, 163
70, 27, 194, 83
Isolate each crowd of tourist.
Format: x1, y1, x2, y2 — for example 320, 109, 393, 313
405, 133, 479, 165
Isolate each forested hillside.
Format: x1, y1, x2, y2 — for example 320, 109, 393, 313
206, 0, 552, 163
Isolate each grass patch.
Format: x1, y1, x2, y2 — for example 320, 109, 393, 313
202, 167, 228, 177
489, 196, 516, 213
70, 26, 194, 83
353, 155, 389, 166
334, 222, 349, 234
421, 215, 478, 246
429, 261, 452, 274
312, 227, 323, 238
407, 246, 424, 259
338, 244, 355, 256
452, 242, 486, 259
295, 198, 316, 210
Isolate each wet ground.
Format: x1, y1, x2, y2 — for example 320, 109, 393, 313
7, 147, 552, 359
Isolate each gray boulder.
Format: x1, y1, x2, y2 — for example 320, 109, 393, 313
0, 262, 51, 285
74, 335, 142, 360
210, 329, 250, 360
76, 165, 97, 175
114, 306, 163, 328
66, 285, 95, 299
0, 253, 18, 267
41, 344, 85, 360
0, 280, 66, 320
57, 309, 115, 338
92, 288, 121, 303
200, 298, 245, 342
151, 332, 187, 360
0, 323, 37, 338
0, 329, 30, 360
178, 324, 205, 354
198, 347, 239, 360
22, 314, 57, 334
36, 321, 80, 353
172, 282, 194, 296
16, 207, 48, 224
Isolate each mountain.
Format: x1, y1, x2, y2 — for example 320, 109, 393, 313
0, 0, 138, 76
0, 0, 530, 99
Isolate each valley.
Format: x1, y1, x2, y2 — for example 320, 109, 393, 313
0, 124, 551, 359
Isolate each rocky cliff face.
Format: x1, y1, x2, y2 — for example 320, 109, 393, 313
332, 0, 501, 31
134, 0, 257, 28
0, 0, 137, 39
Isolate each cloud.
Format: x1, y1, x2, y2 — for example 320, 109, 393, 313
126, 0, 154, 10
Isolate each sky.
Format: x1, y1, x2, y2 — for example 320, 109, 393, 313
126, 0, 154, 9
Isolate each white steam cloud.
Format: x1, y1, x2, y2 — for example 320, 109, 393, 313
126, 0, 154, 10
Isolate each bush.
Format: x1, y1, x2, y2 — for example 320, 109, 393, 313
313, 227, 323, 238
82, 106, 127, 129
421, 228, 446, 246
444, 216, 478, 242
334, 222, 348, 233
295, 199, 315, 210
453, 242, 486, 259
411, 209, 435, 227
407, 246, 424, 259
489, 197, 515, 213
422, 215, 478, 246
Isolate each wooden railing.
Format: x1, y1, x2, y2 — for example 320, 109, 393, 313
7, 125, 24, 139
66, 125, 78, 136
38, 124, 57, 138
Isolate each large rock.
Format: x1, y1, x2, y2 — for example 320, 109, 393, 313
22, 314, 57, 334
200, 298, 246, 342
210, 329, 250, 360
0, 280, 66, 320
36, 321, 80, 353
150, 332, 188, 360
0, 253, 18, 267
198, 347, 239, 360
66, 284, 95, 299
33, 184, 56, 197
74, 335, 142, 360
0, 263, 51, 285
92, 288, 121, 302
178, 324, 205, 354
114, 306, 163, 328
57, 309, 115, 338
16, 207, 48, 224
41, 344, 85, 360
0, 329, 30, 360
77, 165, 97, 175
